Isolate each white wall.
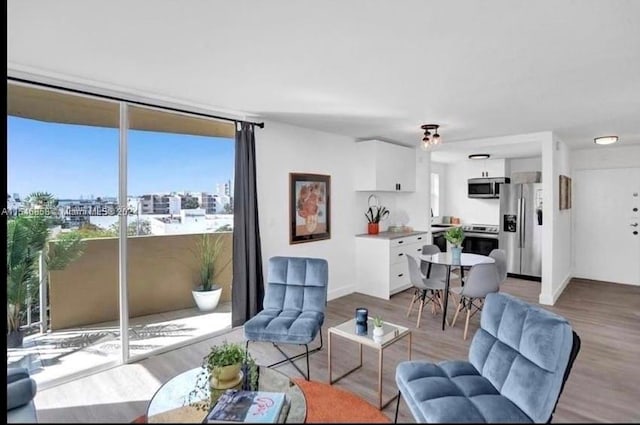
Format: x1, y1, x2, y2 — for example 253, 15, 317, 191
355, 191, 399, 233
572, 145, 640, 170
397, 148, 431, 231
552, 138, 572, 301
443, 158, 506, 225
540, 134, 572, 305
508, 157, 542, 175
255, 121, 358, 301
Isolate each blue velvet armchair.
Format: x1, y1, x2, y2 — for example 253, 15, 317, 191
244, 256, 328, 380
7, 367, 38, 423
395, 292, 580, 423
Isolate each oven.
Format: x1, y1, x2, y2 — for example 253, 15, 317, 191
433, 232, 448, 252
462, 232, 499, 256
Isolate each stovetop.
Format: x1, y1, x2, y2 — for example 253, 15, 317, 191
461, 224, 499, 234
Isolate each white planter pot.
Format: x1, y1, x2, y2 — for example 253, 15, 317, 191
192, 285, 222, 311
373, 326, 385, 337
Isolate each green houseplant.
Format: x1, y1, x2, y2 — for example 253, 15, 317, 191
444, 227, 465, 248
191, 234, 229, 311
444, 227, 465, 262
7, 216, 47, 347
7, 215, 85, 347
365, 205, 389, 235
188, 341, 258, 411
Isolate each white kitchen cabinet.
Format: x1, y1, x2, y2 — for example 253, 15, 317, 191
355, 140, 416, 192
355, 232, 429, 300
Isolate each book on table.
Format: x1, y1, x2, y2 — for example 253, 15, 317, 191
204, 389, 286, 423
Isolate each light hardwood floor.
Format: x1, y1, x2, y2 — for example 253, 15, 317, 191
33, 277, 640, 423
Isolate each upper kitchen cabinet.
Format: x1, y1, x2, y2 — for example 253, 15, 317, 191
355, 139, 416, 192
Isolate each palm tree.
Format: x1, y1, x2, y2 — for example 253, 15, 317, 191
25, 191, 58, 209
24, 191, 63, 226
6, 215, 85, 347
7, 216, 48, 346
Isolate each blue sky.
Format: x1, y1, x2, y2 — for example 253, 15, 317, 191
7, 116, 235, 199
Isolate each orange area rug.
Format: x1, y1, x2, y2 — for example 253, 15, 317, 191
133, 380, 391, 423
293, 379, 391, 423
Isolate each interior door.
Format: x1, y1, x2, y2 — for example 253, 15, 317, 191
574, 167, 640, 285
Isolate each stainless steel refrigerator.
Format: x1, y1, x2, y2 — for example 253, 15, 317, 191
499, 183, 543, 279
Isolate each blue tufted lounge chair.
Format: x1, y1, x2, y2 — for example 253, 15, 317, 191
395, 292, 580, 423
244, 256, 328, 381
7, 367, 38, 423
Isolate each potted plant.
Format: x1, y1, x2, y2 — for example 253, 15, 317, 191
372, 316, 385, 339
188, 341, 258, 411
365, 205, 389, 235
205, 341, 248, 386
444, 227, 465, 262
7, 215, 84, 348
191, 234, 229, 311
7, 216, 46, 348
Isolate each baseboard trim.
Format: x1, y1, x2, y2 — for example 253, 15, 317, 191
328, 284, 356, 301
540, 272, 572, 305
507, 273, 541, 282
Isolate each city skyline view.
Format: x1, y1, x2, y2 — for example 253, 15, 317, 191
7, 116, 235, 199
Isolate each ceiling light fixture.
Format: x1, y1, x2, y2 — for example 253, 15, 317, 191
594, 135, 619, 145
420, 124, 441, 151
468, 154, 491, 160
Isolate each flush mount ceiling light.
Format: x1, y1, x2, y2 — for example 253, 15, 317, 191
594, 135, 619, 145
420, 124, 441, 151
468, 154, 491, 160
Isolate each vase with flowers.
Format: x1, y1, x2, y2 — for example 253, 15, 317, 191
365, 205, 389, 235
444, 227, 465, 263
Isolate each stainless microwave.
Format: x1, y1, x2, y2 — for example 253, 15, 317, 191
468, 177, 510, 198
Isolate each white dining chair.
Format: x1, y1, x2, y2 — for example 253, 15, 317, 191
406, 254, 447, 328
450, 262, 500, 340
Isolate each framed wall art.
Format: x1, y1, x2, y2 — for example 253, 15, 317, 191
559, 174, 572, 210
289, 173, 331, 244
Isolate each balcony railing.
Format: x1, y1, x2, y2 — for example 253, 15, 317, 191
41, 232, 232, 330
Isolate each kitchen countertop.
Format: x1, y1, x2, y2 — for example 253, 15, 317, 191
355, 230, 429, 240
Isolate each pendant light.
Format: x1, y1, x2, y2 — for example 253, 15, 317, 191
420, 124, 441, 151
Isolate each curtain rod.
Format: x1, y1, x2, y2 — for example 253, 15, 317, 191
7, 76, 265, 129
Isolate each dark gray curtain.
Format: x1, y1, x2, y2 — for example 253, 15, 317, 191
232, 122, 264, 327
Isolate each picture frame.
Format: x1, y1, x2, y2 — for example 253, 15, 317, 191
289, 173, 331, 244
559, 175, 572, 210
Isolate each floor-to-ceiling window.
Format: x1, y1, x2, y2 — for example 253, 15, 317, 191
6, 80, 235, 388
7, 83, 121, 385
125, 105, 235, 361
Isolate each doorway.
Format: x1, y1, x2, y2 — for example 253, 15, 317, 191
573, 167, 640, 285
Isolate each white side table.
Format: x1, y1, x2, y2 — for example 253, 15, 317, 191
328, 318, 411, 409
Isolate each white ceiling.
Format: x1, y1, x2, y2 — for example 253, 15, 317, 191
427, 130, 548, 163
7, 0, 640, 152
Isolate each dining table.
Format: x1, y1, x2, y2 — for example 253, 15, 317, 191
418, 252, 496, 331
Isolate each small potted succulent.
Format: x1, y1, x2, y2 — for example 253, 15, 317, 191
372, 316, 385, 339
